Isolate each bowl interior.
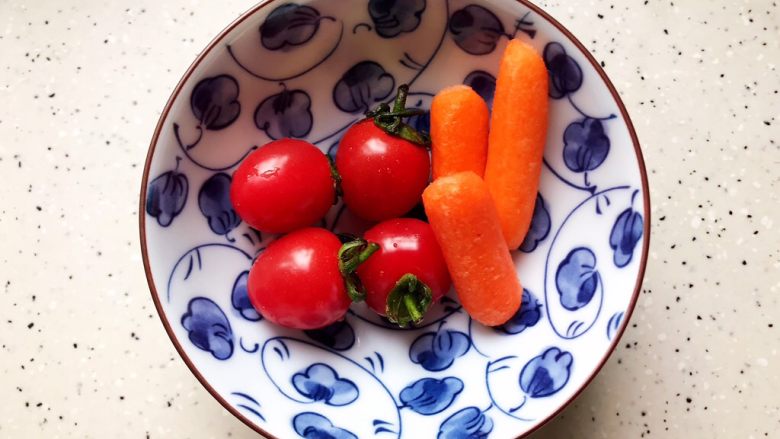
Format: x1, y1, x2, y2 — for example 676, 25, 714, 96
141, 0, 648, 437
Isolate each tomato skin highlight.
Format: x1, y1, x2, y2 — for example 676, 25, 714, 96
357, 218, 451, 317
336, 119, 430, 222
230, 139, 334, 234
248, 228, 350, 329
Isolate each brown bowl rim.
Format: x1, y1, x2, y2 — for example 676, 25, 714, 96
138, 1, 651, 437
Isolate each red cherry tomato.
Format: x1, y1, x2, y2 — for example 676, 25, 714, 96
231, 139, 334, 234
248, 228, 350, 329
355, 218, 451, 326
336, 86, 431, 222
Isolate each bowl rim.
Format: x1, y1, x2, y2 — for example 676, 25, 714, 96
138, 1, 651, 437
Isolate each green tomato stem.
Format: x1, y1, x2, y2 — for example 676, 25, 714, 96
386, 273, 433, 328
365, 83, 431, 147
338, 239, 380, 302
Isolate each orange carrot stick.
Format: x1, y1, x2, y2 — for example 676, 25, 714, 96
431, 85, 490, 179
485, 39, 549, 249
422, 171, 522, 326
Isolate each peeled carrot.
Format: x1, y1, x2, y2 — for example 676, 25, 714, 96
430, 85, 490, 179
422, 171, 522, 326
485, 39, 549, 249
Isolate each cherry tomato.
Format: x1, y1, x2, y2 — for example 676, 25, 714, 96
248, 228, 350, 329
353, 218, 451, 326
231, 139, 334, 234
336, 86, 431, 222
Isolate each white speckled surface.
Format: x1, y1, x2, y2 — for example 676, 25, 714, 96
0, 0, 777, 437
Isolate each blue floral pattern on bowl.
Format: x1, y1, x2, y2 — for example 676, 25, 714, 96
141, 0, 649, 437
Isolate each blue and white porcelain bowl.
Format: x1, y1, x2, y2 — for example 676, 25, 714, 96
140, 0, 650, 437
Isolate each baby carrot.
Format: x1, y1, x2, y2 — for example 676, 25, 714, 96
430, 85, 490, 179
422, 171, 522, 326
484, 38, 549, 249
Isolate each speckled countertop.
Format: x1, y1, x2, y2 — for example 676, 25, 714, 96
0, 0, 778, 437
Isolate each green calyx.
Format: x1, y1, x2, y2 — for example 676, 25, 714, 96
386, 273, 433, 328
338, 238, 380, 302
327, 154, 342, 204
365, 84, 431, 147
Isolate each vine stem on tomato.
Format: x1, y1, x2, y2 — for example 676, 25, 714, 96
365, 84, 431, 147
337, 238, 380, 302
385, 273, 434, 327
